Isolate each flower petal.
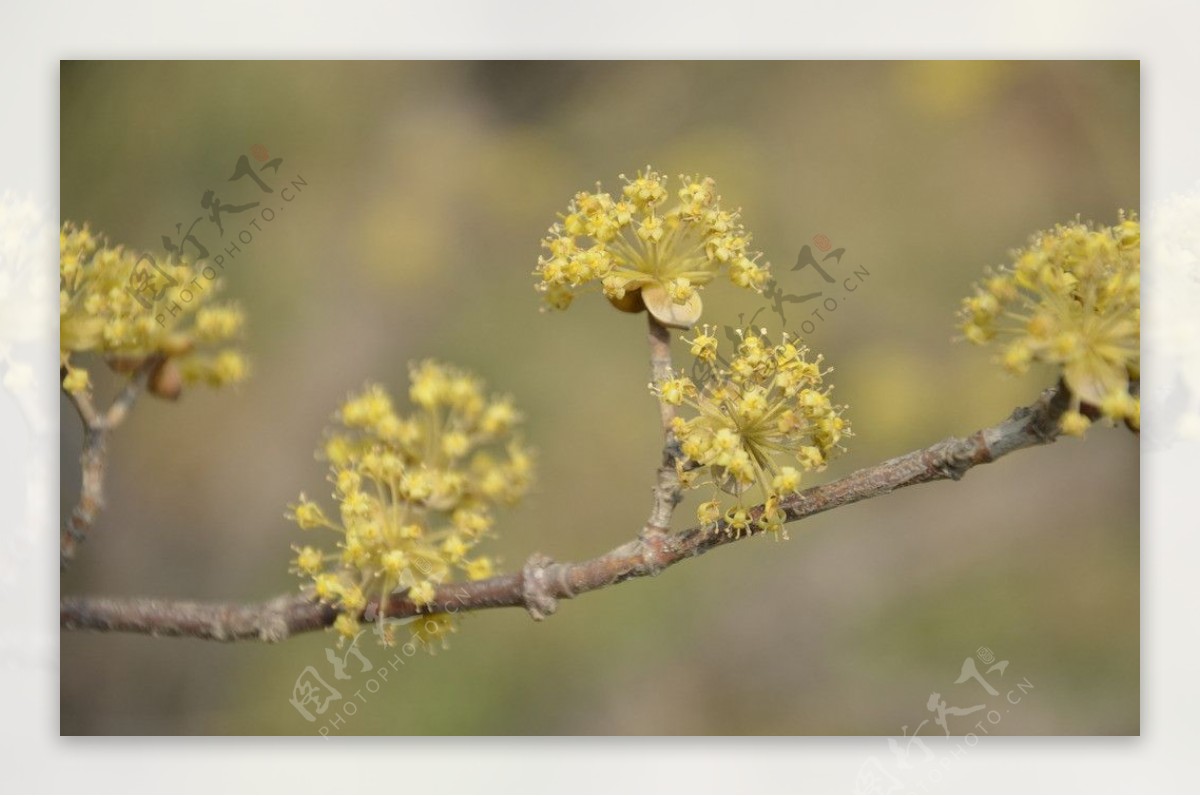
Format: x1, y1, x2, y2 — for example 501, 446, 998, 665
1063, 355, 1128, 406
642, 283, 702, 329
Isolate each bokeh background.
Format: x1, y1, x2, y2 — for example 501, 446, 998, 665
59, 61, 1139, 735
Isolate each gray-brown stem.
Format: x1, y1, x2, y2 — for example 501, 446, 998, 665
61, 384, 1070, 642
61, 355, 163, 568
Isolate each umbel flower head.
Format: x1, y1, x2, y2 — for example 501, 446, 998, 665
59, 222, 248, 398
288, 361, 534, 648
958, 213, 1140, 437
533, 166, 770, 328
654, 326, 851, 538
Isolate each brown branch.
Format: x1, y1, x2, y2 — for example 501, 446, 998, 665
642, 313, 684, 540
61, 355, 163, 568
61, 383, 1070, 642
646, 313, 677, 431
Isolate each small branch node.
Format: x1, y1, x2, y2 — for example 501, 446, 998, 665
637, 532, 673, 576
521, 553, 559, 621
938, 448, 976, 481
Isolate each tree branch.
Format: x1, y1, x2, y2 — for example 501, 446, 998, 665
642, 313, 684, 540
61, 383, 1070, 643
61, 355, 163, 568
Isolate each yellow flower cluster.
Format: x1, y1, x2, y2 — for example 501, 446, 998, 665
534, 167, 770, 328
958, 214, 1140, 436
59, 222, 248, 397
289, 361, 534, 647
654, 326, 851, 537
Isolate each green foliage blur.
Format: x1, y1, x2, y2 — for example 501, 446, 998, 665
60, 61, 1138, 735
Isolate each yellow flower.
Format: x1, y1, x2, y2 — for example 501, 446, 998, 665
287, 361, 533, 647
958, 213, 1140, 436
313, 573, 342, 602
62, 366, 90, 395
408, 580, 436, 606
59, 222, 247, 398
411, 612, 456, 651
1061, 410, 1092, 437
179, 349, 249, 387
656, 375, 696, 406
339, 585, 368, 614
465, 556, 494, 581
534, 167, 770, 328
658, 327, 850, 536
381, 549, 409, 577
771, 466, 803, 494
684, 324, 720, 362
288, 495, 331, 530
480, 399, 518, 436
697, 499, 722, 525
291, 545, 324, 576
332, 614, 361, 641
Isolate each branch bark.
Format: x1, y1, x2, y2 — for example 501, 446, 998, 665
642, 314, 684, 539
61, 355, 163, 568
61, 383, 1070, 643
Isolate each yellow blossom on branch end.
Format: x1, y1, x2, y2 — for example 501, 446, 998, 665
958, 213, 1140, 436
59, 222, 248, 399
533, 167, 770, 329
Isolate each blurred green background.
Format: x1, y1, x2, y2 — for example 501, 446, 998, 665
60, 61, 1139, 735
